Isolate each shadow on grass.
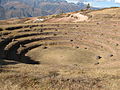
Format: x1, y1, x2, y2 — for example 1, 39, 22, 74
0, 53, 40, 65
0, 59, 18, 65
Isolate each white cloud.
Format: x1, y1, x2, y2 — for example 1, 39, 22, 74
115, 0, 120, 3
67, 0, 84, 2
67, 0, 120, 3
90, 0, 113, 1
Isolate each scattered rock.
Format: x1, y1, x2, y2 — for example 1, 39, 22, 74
55, 29, 58, 31
20, 44, 23, 48
96, 22, 100, 25
116, 43, 119, 46
74, 64, 78, 66
71, 15, 74, 17
54, 34, 57, 36
12, 39, 16, 42
0, 28, 3, 31
65, 33, 67, 35
75, 46, 79, 49
101, 46, 103, 48
96, 56, 102, 59
109, 54, 113, 57
40, 29, 43, 32
20, 44, 26, 48
76, 25, 79, 27
29, 26, 32, 29
41, 25, 43, 27
43, 46, 48, 49
94, 62, 99, 65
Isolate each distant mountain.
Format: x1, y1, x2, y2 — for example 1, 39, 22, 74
0, 6, 5, 20
77, 2, 99, 10
0, 0, 99, 20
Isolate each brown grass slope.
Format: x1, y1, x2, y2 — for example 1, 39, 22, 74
0, 7, 120, 90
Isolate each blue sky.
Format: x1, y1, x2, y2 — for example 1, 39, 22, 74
66, 0, 120, 7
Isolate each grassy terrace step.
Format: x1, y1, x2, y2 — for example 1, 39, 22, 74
4, 36, 72, 50
80, 31, 120, 51
17, 27, 63, 33
1, 23, 102, 35
74, 39, 116, 54
0, 31, 11, 36
3, 36, 72, 63
6, 26, 23, 30
8, 26, 65, 32
2, 30, 78, 44
4, 24, 44, 31
17, 40, 72, 53
5, 26, 83, 34
0, 21, 119, 64
12, 27, 60, 32
0, 23, 98, 34
18, 28, 71, 34
4, 36, 72, 56
17, 41, 71, 57
0, 28, 119, 43
11, 31, 64, 39
0, 31, 65, 47
2, 31, 117, 54
0, 30, 78, 58
12, 28, 31, 32
18, 37, 117, 55
23, 39, 71, 47
94, 37, 120, 48
2, 23, 79, 31
1, 30, 118, 53
7, 26, 76, 34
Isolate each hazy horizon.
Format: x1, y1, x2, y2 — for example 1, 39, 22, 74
66, 0, 120, 7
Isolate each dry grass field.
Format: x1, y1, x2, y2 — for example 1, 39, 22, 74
0, 8, 120, 90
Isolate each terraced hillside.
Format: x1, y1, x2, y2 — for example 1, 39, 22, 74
0, 8, 120, 90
